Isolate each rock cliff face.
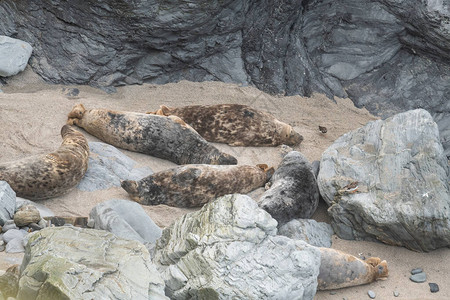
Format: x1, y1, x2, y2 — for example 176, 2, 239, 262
0, 0, 449, 154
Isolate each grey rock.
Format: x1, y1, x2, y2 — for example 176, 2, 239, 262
5, 237, 25, 253
368, 290, 376, 299
411, 268, 423, 275
318, 109, 450, 252
259, 151, 319, 225
311, 160, 320, 179
0, 181, 16, 226
278, 218, 334, 248
393, 290, 399, 297
89, 199, 162, 245
78, 142, 152, 192
2, 229, 26, 244
0, 36, 32, 77
429, 282, 439, 293
410, 272, 427, 283
15, 198, 54, 218
17, 227, 168, 300
1, 220, 17, 233
153, 194, 321, 300
13, 205, 40, 227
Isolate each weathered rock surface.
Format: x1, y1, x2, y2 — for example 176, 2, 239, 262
0, 181, 15, 226
17, 226, 168, 300
278, 219, 334, 248
14, 204, 40, 227
0, 35, 32, 77
77, 142, 152, 192
153, 194, 321, 300
318, 109, 450, 251
89, 199, 162, 245
16, 198, 54, 218
259, 151, 319, 225
0, 265, 19, 299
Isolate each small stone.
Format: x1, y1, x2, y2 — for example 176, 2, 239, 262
429, 283, 439, 293
411, 268, 423, 275
5, 237, 25, 253
14, 204, 41, 227
65, 87, 80, 97
38, 219, 48, 228
393, 290, 399, 297
2, 220, 17, 232
410, 272, 427, 283
3, 229, 26, 243
329, 291, 336, 295
87, 219, 95, 228
368, 290, 376, 299
28, 222, 42, 232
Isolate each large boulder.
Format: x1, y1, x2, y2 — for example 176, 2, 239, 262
0, 181, 16, 226
89, 199, 162, 246
0, 36, 32, 77
318, 109, 450, 252
17, 227, 168, 300
77, 142, 152, 192
153, 194, 321, 300
278, 219, 334, 248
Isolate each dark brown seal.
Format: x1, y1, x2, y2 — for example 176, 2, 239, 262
121, 164, 274, 207
148, 104, 303, 146
318, 248, 388, 290
67, 104, 237, 165
0, 125, 89, 200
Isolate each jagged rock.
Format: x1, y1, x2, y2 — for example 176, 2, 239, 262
278, 219, 334, 248
17, 227, 168, 300
318, 109, 450, 251
0, 181, 15, 226
89, 199, 162, 245
0, 36, 32, 77
153, 194, 321, 300
77, 142, 152, 192
14, 205, 40, 227
259, 151, 319, 225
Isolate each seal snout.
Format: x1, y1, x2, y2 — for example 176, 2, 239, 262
67, 103, 86, 125
121, 180, 142, 203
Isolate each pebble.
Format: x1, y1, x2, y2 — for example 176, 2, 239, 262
393, 290, 399, 297
329, 291, 336, 295
429, 283, 439, 293
87, 219, 95, 228
2, 220, 18, 232
411, 268, 423, 275
368, 290, 376, 299
410, 271, 427, 283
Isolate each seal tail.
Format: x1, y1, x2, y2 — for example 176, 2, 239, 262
121, 180, 142, 203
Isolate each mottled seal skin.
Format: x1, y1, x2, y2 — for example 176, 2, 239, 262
68, 104, 237, 165
259, 151, 319, 225
148, 104, 303, 147
121, 164, 274, 207
318, 248, 388, 290
0, 125, 89, 200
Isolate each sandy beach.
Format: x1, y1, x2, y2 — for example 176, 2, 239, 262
0, 68, 449, 299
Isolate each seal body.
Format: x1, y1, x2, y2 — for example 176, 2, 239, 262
149, 104, 303, 146
121, 164, 273, 207
318, 248, 388, 290
0, 125, 89, 200
259, 151, 319, 225
68, 104, 237, 165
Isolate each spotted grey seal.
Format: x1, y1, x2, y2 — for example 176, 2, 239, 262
148, 104, 303, 146
67, 104, 237, 165
121, 164, 274, 207
0, 125, 89, 200
318, 248, 388, 290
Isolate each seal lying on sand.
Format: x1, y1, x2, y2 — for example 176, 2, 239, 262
121, 164, 274, 207
67, 104, 237, 165
318, 248, 388, 290
0, 125, 89, 200
148, 104, 303, 146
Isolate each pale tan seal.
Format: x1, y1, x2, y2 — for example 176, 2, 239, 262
0, 125, 89, 200
121, 164, 274, 207
68, 104, 237, 165
148, 104, 303, 146
318, 248, 388, 290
